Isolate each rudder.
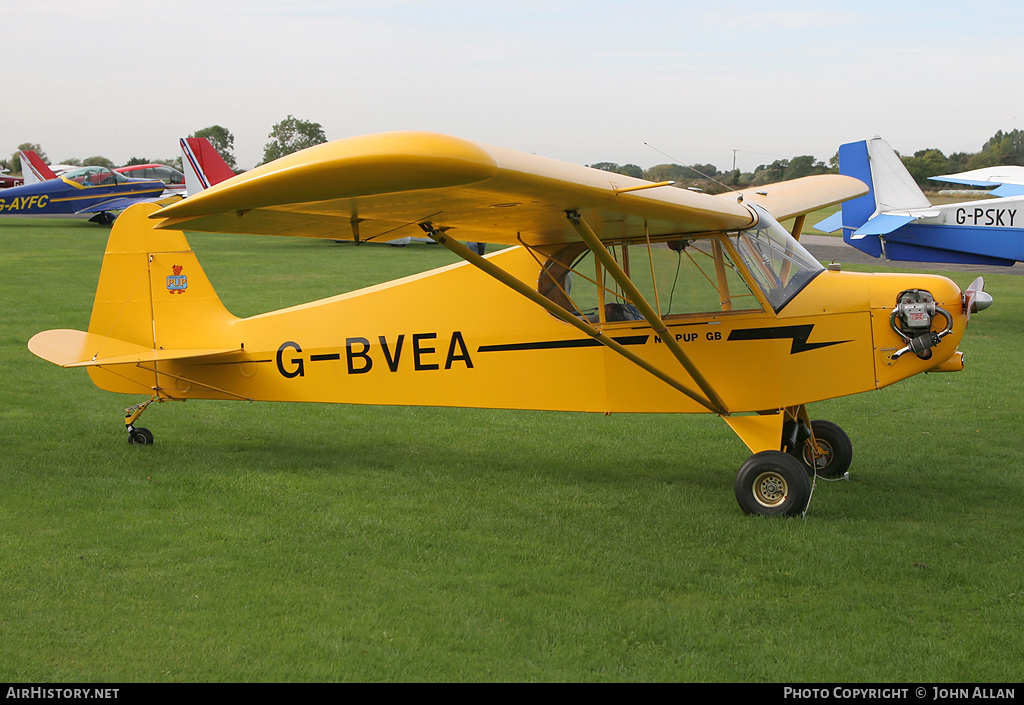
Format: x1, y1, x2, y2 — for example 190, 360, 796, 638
180, 137, 236, 195
836, 139, 885, 257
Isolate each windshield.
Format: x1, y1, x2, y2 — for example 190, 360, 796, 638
61, 166, 125, 187
728, 204, 824, 312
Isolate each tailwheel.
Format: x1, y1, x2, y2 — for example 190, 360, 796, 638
792, 420, 852, 479
124, 397, 157, 447
735, 451, 811, 517
128, 427, 154, 446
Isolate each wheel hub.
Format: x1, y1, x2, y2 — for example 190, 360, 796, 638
754, 471, 788, 507
803, 438, 834, 470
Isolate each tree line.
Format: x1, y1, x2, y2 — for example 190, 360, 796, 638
591, 129, 1024, 193
590, 154, 834, 195
6, 122, 1022, 194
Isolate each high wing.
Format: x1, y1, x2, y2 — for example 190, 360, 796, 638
931, 165, 1024, 187
930, 165, 1024, 198
725, 177, 868, 223
152, 131, 866, 244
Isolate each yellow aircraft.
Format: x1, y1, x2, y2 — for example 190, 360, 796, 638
27, 131, 993, 516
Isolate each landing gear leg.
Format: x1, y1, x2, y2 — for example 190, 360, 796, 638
124, 398, 156, 446
783, 416, 851, 481
782, 405, 852, 480
797, 420, 852, 479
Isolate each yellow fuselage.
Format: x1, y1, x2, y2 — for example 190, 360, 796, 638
85, 230, 965, 419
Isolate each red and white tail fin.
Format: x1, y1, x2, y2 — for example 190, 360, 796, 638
180, 137, 236, 195
19, 150, 57, 185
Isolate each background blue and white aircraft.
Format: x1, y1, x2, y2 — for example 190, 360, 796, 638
816, 136, 1024, 266
2, 137, 240, 225
928, 164, 1024, 198
0, 164, 167, 224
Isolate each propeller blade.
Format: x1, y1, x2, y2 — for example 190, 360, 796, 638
964, 276, 993, 324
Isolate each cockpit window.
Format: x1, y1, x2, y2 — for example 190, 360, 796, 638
156, 166, 184, 184
62, 166, 123, 188
538, 233, 762, 326
727, 205, 824, 312
536, 205, 823, 324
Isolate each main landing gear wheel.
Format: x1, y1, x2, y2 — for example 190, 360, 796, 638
735, 451, 811, 517
792, 420, 852, 479
127, 427, 154, 446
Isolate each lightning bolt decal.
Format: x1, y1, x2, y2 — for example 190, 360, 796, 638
478, 335, 649, 353
727, 324, 850, 354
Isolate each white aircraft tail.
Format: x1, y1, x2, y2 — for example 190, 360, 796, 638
858, 137, 931, 215
816, 137, 934, 244
180, 138, 236, 195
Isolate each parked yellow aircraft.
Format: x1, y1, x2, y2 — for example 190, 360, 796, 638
28, 131, 992, 516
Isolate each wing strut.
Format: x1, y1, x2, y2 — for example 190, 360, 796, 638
564, 210, 728, 415
419, 223, 723, 414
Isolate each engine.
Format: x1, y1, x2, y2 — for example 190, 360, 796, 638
889, 289, 954, 360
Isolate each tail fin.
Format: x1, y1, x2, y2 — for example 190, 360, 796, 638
180, 137, 236, 195
856, 137, 930, 213
29, 202, 240, 395
817, 137, 932, 258
19, 150, 57, 184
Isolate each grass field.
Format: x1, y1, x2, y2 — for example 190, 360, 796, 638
2, 216, 1023, 682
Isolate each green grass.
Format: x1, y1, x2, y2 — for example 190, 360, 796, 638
2, 217, 1023, 682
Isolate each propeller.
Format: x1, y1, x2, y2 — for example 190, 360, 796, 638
964, 276, 993, 324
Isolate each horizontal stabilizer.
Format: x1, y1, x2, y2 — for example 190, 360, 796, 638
813, 211, 843, 233
991, 183, 1024, 198
852, 214, 917, 239
28, 329, 240, 368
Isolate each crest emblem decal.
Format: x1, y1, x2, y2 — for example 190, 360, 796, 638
166, 264, 188, 294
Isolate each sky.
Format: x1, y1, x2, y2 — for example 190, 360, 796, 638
4, 0, 1024, 173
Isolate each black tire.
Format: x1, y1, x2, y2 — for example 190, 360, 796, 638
792, 420, 851, 479
128, 427, 154, 446
735, 450, 811, 516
